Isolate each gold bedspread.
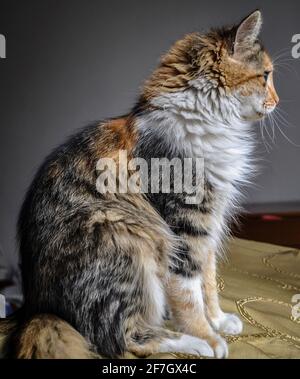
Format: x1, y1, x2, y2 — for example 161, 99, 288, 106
126, 238, 300, 359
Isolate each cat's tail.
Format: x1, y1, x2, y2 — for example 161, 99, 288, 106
0, 312, 100, 359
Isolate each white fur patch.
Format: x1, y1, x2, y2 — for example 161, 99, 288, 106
171, 275, 204, 313
160, 334, 214, 357
166, 275, 229, 358
137, 78, 255, 252
211, 312, 243, 335
213, 334, 229, 359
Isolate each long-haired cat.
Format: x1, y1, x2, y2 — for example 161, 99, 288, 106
0, 10, 278, 359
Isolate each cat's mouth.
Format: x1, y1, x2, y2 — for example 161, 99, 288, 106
241, 112, 265, 122
254, 107, 276, 120
257, 111, 265, 119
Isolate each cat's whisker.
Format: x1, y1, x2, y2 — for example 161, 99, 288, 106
264, 118, 274, 148
267, 114, 276, 144
274, 56, 299, 63
272, 48, 298, 63
274, 69, 285, 78
276, 106, 290, 117
273, 62, 300, 79
272, 109, 289, 129
271, 112, 300, 147
272, 47, 290, 56
259, 119, 271, 152
264, 114, 275, 144
273, 61, 296, 72
272, 48, 293, 64
274, 107, 295, 128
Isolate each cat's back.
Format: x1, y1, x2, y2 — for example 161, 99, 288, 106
17, 116, 136, 251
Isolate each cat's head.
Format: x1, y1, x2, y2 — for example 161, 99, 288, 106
143, 10, 279, 122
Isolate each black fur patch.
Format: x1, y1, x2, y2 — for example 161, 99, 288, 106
170, 243, 202, 277
170, 219, 208, 237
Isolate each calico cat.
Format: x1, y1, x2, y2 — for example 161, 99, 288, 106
0, 10, 278, 359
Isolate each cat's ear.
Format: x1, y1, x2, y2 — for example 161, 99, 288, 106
233, 10, 262, 57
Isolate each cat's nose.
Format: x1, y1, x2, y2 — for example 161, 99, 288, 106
271, 91, 279, 106
274, 92, 279, 105
264, 91, 279, 110
264, 101, 277, 112
267, 85, 279, 106
264, 100, 277, 108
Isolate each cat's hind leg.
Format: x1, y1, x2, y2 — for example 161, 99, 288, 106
37, 197, 212, 358
79, 199, 213, 358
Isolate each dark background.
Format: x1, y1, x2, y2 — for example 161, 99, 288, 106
0, 0, 300, 267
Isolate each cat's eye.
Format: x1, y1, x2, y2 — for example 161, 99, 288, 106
263, 71, 271, 82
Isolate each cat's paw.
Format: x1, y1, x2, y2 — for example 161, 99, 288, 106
209, 334, 229, 359
211, 313, 243, 335
168, 334, 214, 357
164, 333, 228, 358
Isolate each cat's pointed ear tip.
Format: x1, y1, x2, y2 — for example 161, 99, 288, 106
248, 9, 263, 23
238, 10, 263, 31
252, 9, 262, 17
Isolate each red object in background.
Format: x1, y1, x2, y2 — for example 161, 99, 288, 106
261, 214, 283, 221
232, 204, 300, 248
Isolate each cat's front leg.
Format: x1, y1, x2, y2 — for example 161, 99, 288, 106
166, 272, 228, 359
202, 250, 243, 335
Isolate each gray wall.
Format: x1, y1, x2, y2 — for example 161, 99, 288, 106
0, 0, 300, 264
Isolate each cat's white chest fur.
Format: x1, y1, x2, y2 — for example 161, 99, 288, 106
137, 88, 254, 252
144, 85, 253, 196
180, 116, 252, 191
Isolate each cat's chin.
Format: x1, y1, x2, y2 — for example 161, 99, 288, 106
241, 112, 265, 122
253, 107, 277, 120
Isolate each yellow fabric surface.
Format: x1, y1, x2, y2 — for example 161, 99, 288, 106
125, 238, 300, 359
